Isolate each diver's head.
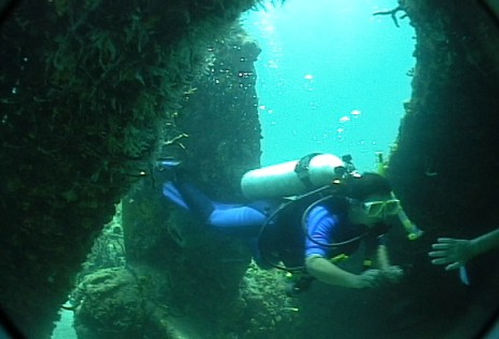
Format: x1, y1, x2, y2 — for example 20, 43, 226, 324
345, 173, 400, 227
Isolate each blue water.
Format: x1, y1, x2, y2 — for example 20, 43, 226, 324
51, 309, 77, 339
241, 0, 415, 171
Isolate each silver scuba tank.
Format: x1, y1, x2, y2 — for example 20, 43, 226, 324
240, 153, 346, 200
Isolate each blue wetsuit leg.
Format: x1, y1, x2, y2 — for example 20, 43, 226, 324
163, 181, 269, 236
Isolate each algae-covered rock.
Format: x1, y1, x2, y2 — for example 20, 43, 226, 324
386, 1, 499, 338
0, 0, 259, 337
236, 262, 300, 338
121, 24, 265, 337
74, 267, 148, 338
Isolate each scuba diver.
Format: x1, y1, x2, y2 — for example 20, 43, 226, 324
161, 154, 408, 294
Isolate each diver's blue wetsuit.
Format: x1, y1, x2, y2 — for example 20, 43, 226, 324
163, 182, 275, 236
163, 182, 373, 268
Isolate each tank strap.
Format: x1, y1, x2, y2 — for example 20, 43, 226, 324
294, 153, 322, 189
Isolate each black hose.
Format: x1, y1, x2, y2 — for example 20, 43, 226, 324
256, 198, 304, 272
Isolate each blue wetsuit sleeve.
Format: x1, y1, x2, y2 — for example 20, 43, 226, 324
305, 205, 340, 258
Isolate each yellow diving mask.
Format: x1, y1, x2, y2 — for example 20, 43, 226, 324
361, 199, 401, 218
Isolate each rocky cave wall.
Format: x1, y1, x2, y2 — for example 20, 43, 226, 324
387, 0, 499, 337
0, 1, 259, 337
391, 0, 499, 238
117, 29, 265, 337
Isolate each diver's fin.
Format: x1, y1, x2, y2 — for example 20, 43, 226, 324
459, 265, 471, 286
157, 158, 182, 169
156, 157, 184, 182
163, 182, 189, 210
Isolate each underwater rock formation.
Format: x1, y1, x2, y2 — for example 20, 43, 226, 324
0, 0, 258, 337
121, 28, 263, 337
391, 0, 499, 235
119, 27, 297, 338
73, 267, 153, 338
387, 1, 499, 337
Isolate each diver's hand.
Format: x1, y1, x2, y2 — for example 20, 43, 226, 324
429, 237, 475, 270
380, 265, 404, 283
354, 269, 385, 289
